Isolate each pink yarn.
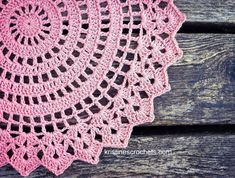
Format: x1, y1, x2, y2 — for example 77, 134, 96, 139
0, 0, 185, 176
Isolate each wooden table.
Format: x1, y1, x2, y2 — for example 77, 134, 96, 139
1, 0, 235, 177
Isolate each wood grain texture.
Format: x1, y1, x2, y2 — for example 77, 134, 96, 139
130, 0, 235, 24
175, 0, 235, 23
149, 33, 235, 126
0, 134, 234, 177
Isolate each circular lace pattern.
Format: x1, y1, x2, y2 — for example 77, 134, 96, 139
0, 0, 185, 176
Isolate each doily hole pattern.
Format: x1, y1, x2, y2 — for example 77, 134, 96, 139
0, 0, 185, 176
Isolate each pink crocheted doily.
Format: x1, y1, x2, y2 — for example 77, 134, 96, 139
0, 0, 185, 176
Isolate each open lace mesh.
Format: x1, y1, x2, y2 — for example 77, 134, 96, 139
0, 0, 185, 176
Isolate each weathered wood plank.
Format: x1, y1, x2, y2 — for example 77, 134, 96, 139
175, 0, 235, 23
0, 134, 234, 177
149, 33, 235, 126
131, 0, 235, 23
128, 0, 235, 24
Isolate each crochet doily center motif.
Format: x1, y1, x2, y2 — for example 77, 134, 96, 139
18, 13, 40, 36
0, 0, 185, 176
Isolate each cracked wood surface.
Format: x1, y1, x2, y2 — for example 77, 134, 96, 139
151, 34, 235, 126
